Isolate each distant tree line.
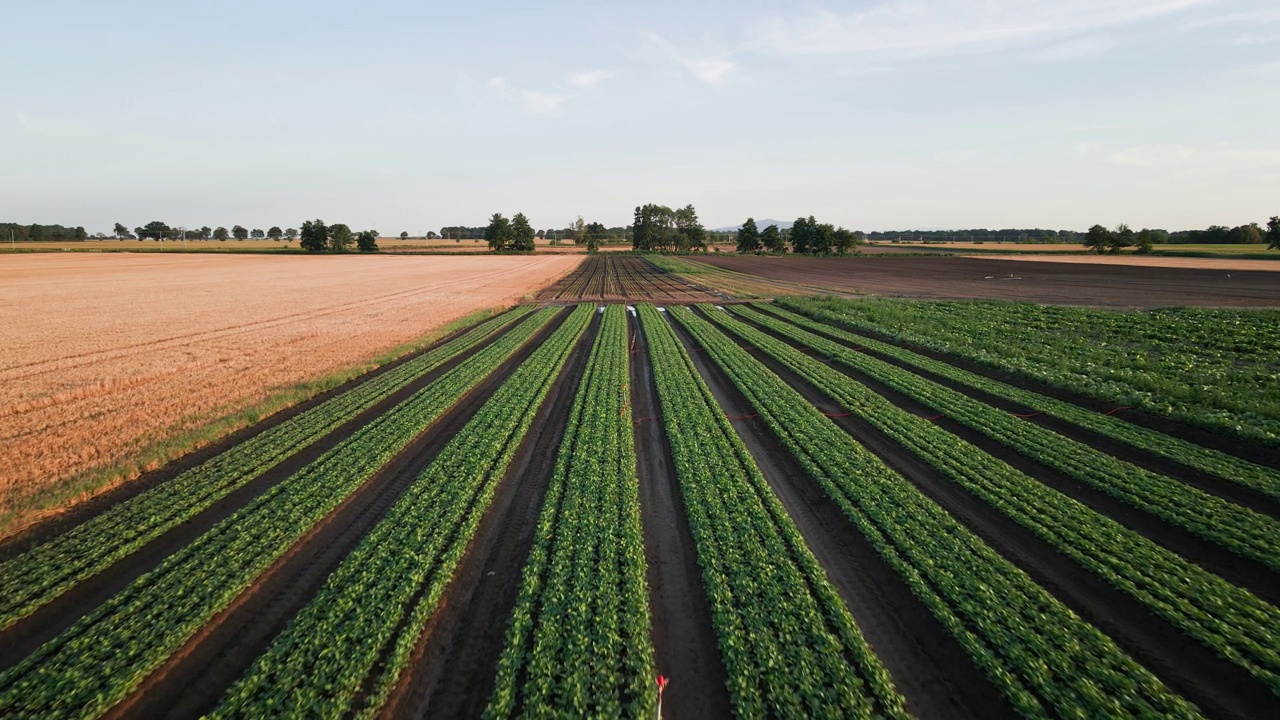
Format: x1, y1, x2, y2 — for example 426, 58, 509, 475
1085, 216, 1280, 254
867, 228, 1084, 243
0, 223, 88, 242
735, 216, 862, 255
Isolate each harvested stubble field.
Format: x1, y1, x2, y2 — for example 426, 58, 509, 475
0, 253, 580, 536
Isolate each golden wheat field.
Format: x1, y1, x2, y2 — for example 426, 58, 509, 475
0, 253, 581, 535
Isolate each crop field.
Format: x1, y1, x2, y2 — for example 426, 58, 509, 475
536, 255, 722, 303
1, 292, 1277, 719
0, 253, 581, 537
690, 255, 1280, 308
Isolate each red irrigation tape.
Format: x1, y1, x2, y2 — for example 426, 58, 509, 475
1012, 412, 1041, 419
1103, 406, 1134, 416
632, 416, 662, 424
822, 412, 854, 418
725, 413, 760, 421
922, 414, 944, 421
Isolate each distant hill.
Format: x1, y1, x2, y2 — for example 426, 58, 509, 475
713, 218, 793, 233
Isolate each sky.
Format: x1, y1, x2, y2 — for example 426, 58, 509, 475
3, 0, 1278, 234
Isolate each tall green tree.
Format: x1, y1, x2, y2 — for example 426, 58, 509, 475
357, 230, 379, 252
214, 226, 229, 241
267, 226, 283, 239
674, 204, 706, 251
510, 212, 536, 251
1267, 216, 1280, 250
400, 231, 409, 240
790, 216, 817, 254
1108, 224, 1134, 254
285, 228, 298, 241
232, 225, 249, 240
299, 219, 328, 252
760, 223, 784, 253
329, 223, 354, 252
1135, 229, 1157, 255
250, 228, 265, 239
113, 222, 128, 239
1083, 224, 1113, 254
833, 227, 860, 254
583, 221, 608, 253
485, 213, 514, 251
736, 217, 760, 253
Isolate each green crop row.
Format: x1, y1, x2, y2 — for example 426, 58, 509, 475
0, 307, 560, 720
773, 297, 1280, 448
486, 305, 655, 719
210, 304, 593, 719
637, 304, 908, 719
759, 302, 1280, 503
670, 306, 1202, 719
732, 304, 1280, 570
0, 305, 533, 631
699, 306, 1280, 696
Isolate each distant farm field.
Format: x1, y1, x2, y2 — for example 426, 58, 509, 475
0, 253, 580, 535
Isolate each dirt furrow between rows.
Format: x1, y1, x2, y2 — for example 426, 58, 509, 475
100, 309, 571, 720
716, 316, 1274, 720
0, 310, 527, 668
375, 311, 598, 720
629, 311, 732, 720
666, 313, 1013, 720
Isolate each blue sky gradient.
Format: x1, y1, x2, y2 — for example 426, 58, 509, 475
3, 0, 1278, 234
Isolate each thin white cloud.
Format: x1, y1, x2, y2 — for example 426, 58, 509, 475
489, 76, 568, 114
1025, 36, 1118, 61
1182, 7, 1280, 28
1233, 33, 1280, 45
567, 69, 615, 90
1104, 144, 1280, 174
16, 110, 32, 129
643, 33, 737, 86
749, 0, 1211, 57
1074, 140, 1105, 157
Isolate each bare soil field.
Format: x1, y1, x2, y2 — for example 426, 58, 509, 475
966, 253, 1280, 272
535, 255, 723, 303
0, 253, 580, 535
692, 255, 1280, 308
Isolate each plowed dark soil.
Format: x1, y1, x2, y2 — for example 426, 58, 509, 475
694, 255, 1280, 308
537, 256, 721, 303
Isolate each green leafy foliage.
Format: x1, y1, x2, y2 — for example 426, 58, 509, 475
699, 305, 1280, 698
638, 304, 908, 719
733, 304, 1280, 569
669, 306, 1203, 719
761, 302, 1280, 502
486, 306, 655, 719
776, 297, 1280, 448
211, 305, 593, 719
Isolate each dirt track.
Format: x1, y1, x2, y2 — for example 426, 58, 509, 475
693, 255, 1280, 308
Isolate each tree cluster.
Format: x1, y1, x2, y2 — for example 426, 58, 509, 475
483, 212, 536, 252
735, 216, 859, 254
440, 225, 486, 241
299, 219, 379, 252
1084, 224, 1161, 254
631, 204, 706, 252
0, 223, 88, 242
